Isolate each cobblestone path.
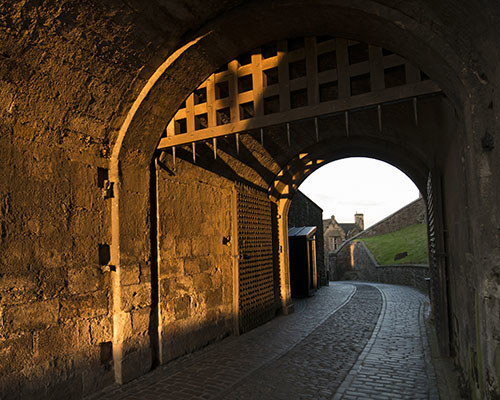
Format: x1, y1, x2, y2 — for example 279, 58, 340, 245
88, 283, 438, 400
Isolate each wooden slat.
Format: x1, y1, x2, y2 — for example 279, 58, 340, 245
405, 62, 421, 83
383, 54, 405, 68
158, 80, 441, 148
277, 40, 290, 112
206, 74, 216, 127
262, 56, 279, 70
316, 38, 336, 55
369, 45, 384, 91
305, 37, 319, 106
262, 85, 280, 98
193, 103, 208, 115
252, 50, 264, 116
289, 77, 308, 92
335, 38, 350, 98
287, 48, 306, 63
185, 93, 195, 132
318, 70, 338, 85
166, 120, 175, 137
228, 60, 240, 123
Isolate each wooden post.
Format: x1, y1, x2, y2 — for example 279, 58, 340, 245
278, 40, 291, 112
336, 38, 351, 98
252, 50, 264, 117
305, 37, 319, 107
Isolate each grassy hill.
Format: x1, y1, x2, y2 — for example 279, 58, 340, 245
359, 223, 429, 265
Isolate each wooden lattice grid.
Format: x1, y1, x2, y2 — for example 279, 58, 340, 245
159, 36, 440, 149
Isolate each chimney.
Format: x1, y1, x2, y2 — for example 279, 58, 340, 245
331, 215, 336, 223
355, 213, 364, 230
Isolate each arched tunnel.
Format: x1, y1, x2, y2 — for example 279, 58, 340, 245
0, 1, 499, 399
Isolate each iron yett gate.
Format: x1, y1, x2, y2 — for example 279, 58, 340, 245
235, 184, 277, 333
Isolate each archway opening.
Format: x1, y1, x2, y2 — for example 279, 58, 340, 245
109, 12, 480, 393
287, 157, 427, 296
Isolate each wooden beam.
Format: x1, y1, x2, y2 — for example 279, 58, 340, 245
252, 50, 264, 117
185, 93, 195, 132
228, 60, 240, 123
369, 45, 384, 91
305, 37, 319, 106
157, 80, 441, 149
277, 40, 290, 112
335, 38, 350, 98
206, 74, 216, 127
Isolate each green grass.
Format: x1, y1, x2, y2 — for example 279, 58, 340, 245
359, 223, 429, 266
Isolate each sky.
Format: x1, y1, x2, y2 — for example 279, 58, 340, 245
298, 157, 420, 229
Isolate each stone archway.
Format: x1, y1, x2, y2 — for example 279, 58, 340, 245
109, 2, 497, 398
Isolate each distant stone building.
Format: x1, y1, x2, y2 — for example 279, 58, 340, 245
288, 191, 326, 285
323, 213, 364, 256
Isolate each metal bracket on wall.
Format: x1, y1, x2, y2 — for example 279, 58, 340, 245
102, 180, 114, 199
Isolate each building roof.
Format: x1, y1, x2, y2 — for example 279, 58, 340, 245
339, 223, 358, 233
288, 226, 317, 238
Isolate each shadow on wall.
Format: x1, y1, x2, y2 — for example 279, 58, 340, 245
330, 241, 430, 293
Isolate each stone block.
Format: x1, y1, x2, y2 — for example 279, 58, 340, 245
159, 257, 184, 278
41, 372, 83, 400
174, 294, 191, 320
82, 366, 114, 397
139, 263, 151, 283
114, 311, 132, 342
210, 268, 223, 288
192, 237, 213, 256
34, 324, 78, 359
175, 237, 192, 257
37, 267, 66, 299
193, 272, 212, 290
119, 347, 152, 384
90, 316, 112, 344
4, 299, 59, 331
206, 289, 222, 309
0, 273, 38, 305
0, 332, 33, 375
120, 265, 140, 286
131, 308, 150, 334
199, 256, 216, 273
121, 283, 151, 312
59, 291, 109, 320
68, 267, 103, 295
184, 257, 200, 275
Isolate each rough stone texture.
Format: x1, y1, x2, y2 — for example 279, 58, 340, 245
0, 1, 499, 398
358, 198, 426, 239
157, 159, 235, 363
335, 241, 379, 282
287, 190, 326, 285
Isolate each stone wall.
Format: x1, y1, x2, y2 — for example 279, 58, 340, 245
0, 160, 115, 399
376, 265, 430, 294
0, 1, 499, 398
288, 191, 326, 285
330, 241, 429, 293
157, 160, 235, 362
358, 198, 426, 238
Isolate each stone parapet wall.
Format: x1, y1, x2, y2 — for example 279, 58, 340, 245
358, 198, 426, 238
329, 242, 429, 293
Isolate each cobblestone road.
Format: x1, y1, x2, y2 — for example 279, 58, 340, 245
88, 282, 438, 400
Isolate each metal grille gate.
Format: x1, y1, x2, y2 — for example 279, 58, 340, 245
426, 171, 450, 355
236, 184, 277, 333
